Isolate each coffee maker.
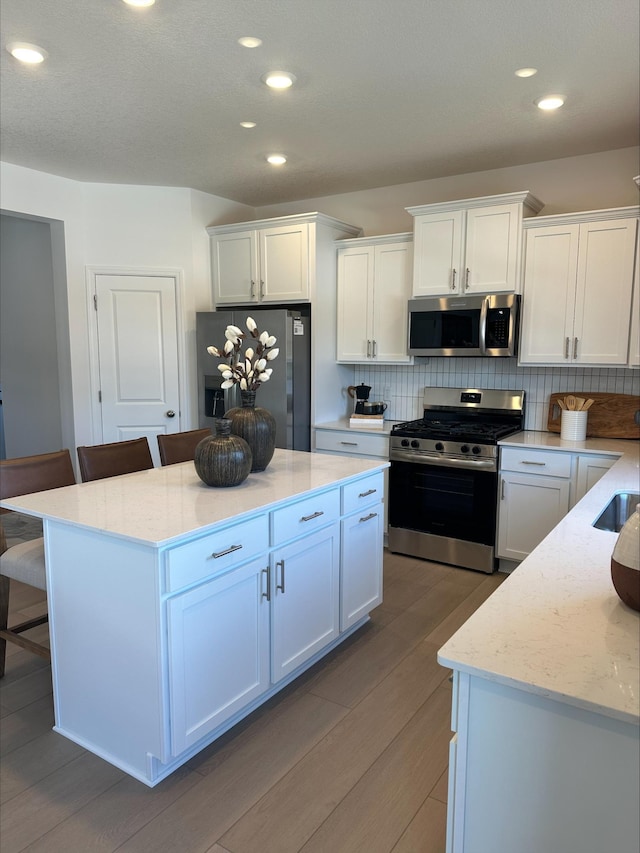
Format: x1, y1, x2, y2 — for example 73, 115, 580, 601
347, 383, 371, 414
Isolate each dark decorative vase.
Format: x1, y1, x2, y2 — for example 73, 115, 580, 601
194, 418, 252, 487
225, 390, 276, 472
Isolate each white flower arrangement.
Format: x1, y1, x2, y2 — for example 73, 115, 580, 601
207, 316, 279, 392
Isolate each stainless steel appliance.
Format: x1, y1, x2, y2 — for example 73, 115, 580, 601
196, 307, 311, 452
388, 387, 525, 573
408, 293, 520, 357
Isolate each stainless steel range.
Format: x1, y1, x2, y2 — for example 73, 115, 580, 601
388, 387, 525, 573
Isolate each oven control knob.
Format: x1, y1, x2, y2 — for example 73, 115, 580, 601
435, 442, 444, 452
471, 445, 481, 455
460, 444, 470, 454
411, 440, 420, 449
401, 439, 410, 447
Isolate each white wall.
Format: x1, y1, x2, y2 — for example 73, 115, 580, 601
255, 147, 640, 235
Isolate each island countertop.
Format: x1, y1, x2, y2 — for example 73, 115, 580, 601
438, 436, 640, 725
0, 449, 388, 548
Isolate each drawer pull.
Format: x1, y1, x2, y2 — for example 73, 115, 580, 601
261, 566, 270, 601
521, 460, 546, 466
210, 544, 243, 559
358, 488, 377, 497
359, 512, 377, 523
300, 510, 324, 522
340, 441, 358, 446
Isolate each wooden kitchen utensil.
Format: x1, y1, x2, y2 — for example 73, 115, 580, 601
565, 394, 577, 410
547, 392, 640, 439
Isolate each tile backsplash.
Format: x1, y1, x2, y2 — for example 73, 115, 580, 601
354, 360, 640, 430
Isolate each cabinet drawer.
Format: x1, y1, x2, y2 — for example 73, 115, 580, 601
500, 447, 572, 478
271, 489, 340, 546
166, 515, 269, 592
315, 430, 389, 458
342, 472, 384, 515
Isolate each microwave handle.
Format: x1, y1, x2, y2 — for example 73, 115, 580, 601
478, 296, 489, 355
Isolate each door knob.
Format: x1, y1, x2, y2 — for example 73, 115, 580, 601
166, 410, 176, 418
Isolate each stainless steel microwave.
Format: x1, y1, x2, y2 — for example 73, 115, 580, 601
408, 293, 520, 357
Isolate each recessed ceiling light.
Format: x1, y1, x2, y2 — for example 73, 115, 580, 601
122, 0, 156, 6
240, 121, 257, 128
535, 95, 565, 110
6, 42, 47, 64
515, 67, 538, 78
266, 154, 287, 165
262, 71, 296, 90
238, 37, 262, 48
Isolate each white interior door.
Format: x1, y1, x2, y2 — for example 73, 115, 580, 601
94, 273, 181, 465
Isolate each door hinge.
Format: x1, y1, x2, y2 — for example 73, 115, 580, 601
93, 294, 98, 310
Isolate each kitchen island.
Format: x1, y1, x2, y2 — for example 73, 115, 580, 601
438, 438, 640, 853
1, 449, 388, 786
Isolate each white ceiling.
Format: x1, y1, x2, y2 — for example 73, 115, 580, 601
1, 0, 638, 207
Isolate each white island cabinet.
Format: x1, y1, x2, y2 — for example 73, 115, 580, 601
1, 450, 387, 787
439, 442, 640, 853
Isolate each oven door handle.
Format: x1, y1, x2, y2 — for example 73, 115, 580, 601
390, 449, 496, 471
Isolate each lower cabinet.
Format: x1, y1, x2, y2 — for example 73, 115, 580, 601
167, 556, 270, 755
497, 445, 620, 562
341, 498, 384, 631
446, 671, 639, 853
271, 524, 340, 681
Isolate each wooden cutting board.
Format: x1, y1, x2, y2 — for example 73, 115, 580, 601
547, 392, 640, 439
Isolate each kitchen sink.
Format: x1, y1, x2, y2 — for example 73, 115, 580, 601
592, 491, 640, 532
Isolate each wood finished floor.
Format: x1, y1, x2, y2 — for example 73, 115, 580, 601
0, 551, 506, 853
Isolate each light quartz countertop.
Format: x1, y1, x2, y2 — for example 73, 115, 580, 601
438, 432, 640, 724
0, 449, 388, 548
314, 418, 400, 435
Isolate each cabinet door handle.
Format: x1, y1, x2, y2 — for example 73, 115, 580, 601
521, 460, 546, 466
367, 339, 371, 357
501, 479, 505, 500
276, 559, 285, 594
261, 566, 271, 601
250, 279, 255, 298
300, 510, 324, 522
358, 488, 377, 497
340, 441, 358, 446
372, 340, 377, 357
465, 268, 470, 291
573, 337, 578, 359
451, 268, 457, 290
210, 544, 242, 559
260, 279, 265, 299
359, 512, 377, 523
565, 337, 570, 359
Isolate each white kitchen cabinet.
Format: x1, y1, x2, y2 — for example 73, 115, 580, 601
628, 225, 640, 367
271, 524, 340, 682
314, 424, 390, 533
167, 556, 270, 755
340, 474, 384, 630
519, 209, 639, 366
336, 233, 413, 363
573, 453, 617, 505
207, 212, 362, 307
497, 447, 572, 561
406, 192, 543, 297
445, 671, 639, 853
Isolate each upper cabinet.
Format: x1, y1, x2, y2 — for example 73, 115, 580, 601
207, 213, 361, 306
336, 233, 413, 363
628, 225, 640, 368
406, 191, 543, 297
519, 208, 639, 366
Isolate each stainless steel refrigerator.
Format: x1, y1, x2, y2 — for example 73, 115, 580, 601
196, 307, 311, 452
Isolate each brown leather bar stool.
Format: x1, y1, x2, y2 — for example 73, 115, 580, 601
76, 436, 154, 482
0, 449, 76, 677
157, 428, 211, 466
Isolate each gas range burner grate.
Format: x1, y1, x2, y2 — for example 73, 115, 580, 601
391, 418, 521, 444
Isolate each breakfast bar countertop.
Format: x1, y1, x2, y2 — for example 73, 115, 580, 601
0, 448, 388, 548
438, 435, 640, 725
